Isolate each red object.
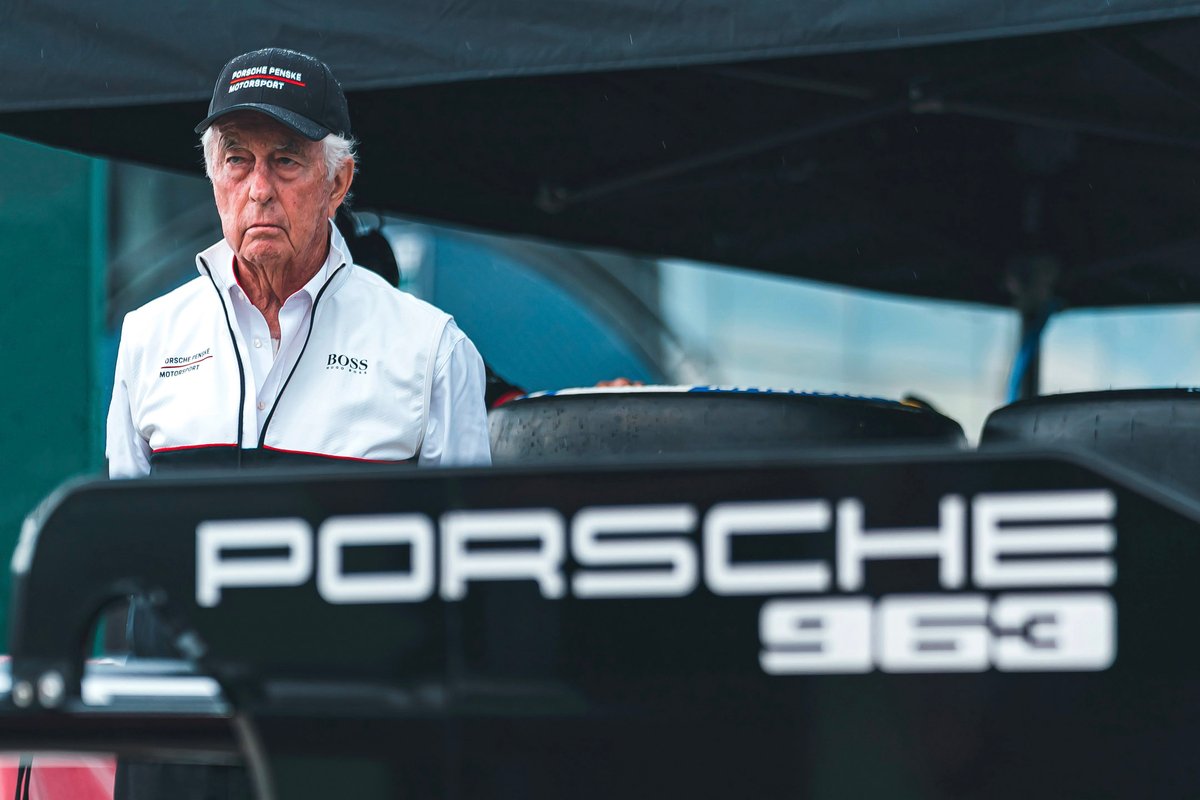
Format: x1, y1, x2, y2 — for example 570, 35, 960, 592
491, 389, 524, 409
0, 755, 115, 800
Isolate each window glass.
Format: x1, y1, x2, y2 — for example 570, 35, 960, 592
1040, 306, 1200, 393
658, 259, 1019, 440
422, 230, 665, 391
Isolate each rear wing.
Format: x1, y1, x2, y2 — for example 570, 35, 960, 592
5, 449, 1200, 798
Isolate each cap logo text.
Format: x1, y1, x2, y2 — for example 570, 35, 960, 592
228, 66, 305, 93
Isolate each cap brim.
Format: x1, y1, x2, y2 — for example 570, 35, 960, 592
194, 103, 330, 140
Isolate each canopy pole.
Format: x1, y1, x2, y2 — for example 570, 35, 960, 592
1019, 309, 1042, 400
1087, 31, 1200, 112
1005, 254, 1060, 403
536, 98, 907, 212
1007, 305, 1056, 402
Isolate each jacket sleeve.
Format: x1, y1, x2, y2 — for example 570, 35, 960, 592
418, 319, 492, 467
106, 316, 152, 478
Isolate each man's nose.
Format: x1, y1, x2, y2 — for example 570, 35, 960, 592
248, 161, 275, 204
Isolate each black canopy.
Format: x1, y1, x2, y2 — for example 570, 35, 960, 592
3, 1, 1200, 307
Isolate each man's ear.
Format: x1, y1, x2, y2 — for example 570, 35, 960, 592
329, 160, 355, 214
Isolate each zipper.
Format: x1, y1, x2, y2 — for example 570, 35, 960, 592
200, 256, 247, 467
258, 263, 347, 448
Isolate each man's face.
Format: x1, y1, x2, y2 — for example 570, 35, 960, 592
209, 111, 352, 274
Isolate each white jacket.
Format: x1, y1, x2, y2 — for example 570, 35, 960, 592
106, 226, 491, 476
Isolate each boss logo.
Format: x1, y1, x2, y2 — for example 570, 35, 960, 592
326, 353, 368, 374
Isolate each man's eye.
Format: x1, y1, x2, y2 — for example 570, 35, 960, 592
277, 157, 299, 167
225, 155, 246, 165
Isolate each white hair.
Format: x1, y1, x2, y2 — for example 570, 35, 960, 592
201, 125, 358, 183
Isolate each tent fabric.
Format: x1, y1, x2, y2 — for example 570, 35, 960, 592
1, 1, 1199, 112
3, 3, 1200, 308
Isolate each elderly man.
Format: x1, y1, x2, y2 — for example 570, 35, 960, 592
107, 48, 490, 800
106, 48, 490, 476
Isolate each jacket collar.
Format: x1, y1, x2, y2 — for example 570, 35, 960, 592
195, 219, 354, 299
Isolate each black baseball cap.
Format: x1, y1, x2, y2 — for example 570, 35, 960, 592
195, 48, 351, 140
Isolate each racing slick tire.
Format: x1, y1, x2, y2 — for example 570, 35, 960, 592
979, 388, 1200, 497
488, 386, 965, 463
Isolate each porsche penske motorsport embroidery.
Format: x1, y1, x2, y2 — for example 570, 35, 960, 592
228, 66, 305, 92
159, 348, 213, 378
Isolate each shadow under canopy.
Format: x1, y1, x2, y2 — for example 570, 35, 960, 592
2, 1, 1200, 309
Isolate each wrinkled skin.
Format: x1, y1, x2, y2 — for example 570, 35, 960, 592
208, 111, 353, 335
